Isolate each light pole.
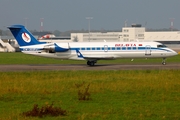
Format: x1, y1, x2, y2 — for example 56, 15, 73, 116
40, 18, 44, 32
169, 18, 175, 31
86, 17, 93, 42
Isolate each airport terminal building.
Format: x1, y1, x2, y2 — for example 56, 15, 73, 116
71, 24, 180, 44
70, 24, 180, 52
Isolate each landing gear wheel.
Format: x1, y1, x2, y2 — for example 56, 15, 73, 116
87, 61, 96, 66
162, 58, 166, 65
87, 61, 91, 65
90, 62, 95, 66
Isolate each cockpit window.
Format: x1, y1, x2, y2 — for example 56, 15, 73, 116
157, 44, 167, 48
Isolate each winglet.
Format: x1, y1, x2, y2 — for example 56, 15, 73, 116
76, 49, 84, 58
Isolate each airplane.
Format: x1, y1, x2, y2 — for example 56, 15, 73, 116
8, 25, 178, 66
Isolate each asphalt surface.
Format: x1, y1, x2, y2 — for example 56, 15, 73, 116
0, 63, 180, 71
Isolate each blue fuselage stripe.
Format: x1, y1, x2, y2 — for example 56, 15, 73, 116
20, 46, 170, 52
70, 47, 170, 52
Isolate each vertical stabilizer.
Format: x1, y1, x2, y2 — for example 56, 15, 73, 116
8, 25, 41, 46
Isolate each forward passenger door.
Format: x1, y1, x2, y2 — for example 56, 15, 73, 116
145, 45, 151, 55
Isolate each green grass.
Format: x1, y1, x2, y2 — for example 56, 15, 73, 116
0, 52, 180, 64
0, 70, 180, 119
0, 53, 180, 119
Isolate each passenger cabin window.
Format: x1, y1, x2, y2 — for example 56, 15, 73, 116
157, 44, 167, 48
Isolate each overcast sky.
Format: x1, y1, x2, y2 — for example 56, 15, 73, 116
0, 0, 179, 31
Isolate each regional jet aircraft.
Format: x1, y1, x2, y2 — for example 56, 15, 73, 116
8, 25, 177, 66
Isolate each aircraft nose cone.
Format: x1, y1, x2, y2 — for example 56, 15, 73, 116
175, 52, 178, 55
173, 51, 178, 56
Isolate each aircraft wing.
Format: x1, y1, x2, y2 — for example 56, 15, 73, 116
76, 49, 115, 61
83, 56, 115, 60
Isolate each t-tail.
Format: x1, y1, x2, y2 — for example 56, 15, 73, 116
8, 25, 43, 46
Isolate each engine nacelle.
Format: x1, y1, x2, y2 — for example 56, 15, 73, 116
43, 43, 69, 53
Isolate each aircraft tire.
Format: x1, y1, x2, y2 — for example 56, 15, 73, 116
162, 62, 166, 65
87, 61, 90, 65
87, 61, 95, 66
162, 58, 166, 65
90, 62, 95, 66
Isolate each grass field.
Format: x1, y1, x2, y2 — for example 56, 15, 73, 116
0, 53, 180, 119
0, 70, 180, 119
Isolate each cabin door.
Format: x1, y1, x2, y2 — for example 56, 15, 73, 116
104, 45, 108, 52
145, 45, 151, 55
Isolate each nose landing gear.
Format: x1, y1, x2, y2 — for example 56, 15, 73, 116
162, 58, 166, 65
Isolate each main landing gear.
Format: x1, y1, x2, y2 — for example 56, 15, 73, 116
162, 58, 166, 65
87, 61, 96, 66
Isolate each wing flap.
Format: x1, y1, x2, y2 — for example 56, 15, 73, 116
75, 49, 116, 60
83, 56, 115, 60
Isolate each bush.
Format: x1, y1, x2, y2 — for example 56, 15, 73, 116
22, 103, 67, 118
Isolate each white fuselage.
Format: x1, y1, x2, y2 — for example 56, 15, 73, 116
20, 42, 177, 60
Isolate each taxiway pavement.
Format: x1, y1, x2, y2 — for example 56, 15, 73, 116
0, 63, 180, 71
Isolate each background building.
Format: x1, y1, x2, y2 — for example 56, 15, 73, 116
71, 24, 180, 44
0, 24, 180, 52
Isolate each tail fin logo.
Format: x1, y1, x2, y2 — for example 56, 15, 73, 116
22, 33, 31, 43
